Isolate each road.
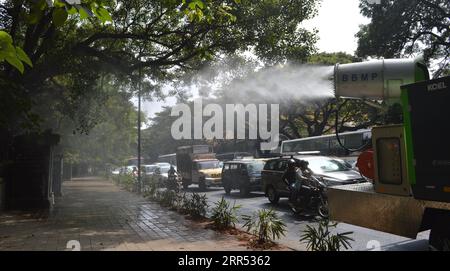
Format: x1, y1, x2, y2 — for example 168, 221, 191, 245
183, 185, 430, 251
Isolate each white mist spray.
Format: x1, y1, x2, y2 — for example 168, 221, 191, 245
221, 64, 335, 104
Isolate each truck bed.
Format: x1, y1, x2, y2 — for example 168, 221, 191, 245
328, 183, 450, 238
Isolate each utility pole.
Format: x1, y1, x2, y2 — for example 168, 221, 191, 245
137, 66, 142, 194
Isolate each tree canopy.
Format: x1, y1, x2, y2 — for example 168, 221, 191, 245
356, 0, 449, 77
1, 0, 321, 167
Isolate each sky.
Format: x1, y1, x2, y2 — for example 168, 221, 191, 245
137, 0, 371, 122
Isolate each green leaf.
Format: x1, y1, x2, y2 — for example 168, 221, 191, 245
188, 2, 197, 10
195, 0, 204, 9
52, 8, 68, 27
77, 6, 91, 19
97, 7, 112, 22
67, 7, 78, 15
54, 0, 66, 8
3, 43, 17, 57
196, 9, 204, 21
0, 31, 13, 44
15, 47, 33, 67
5, 55, 24, 73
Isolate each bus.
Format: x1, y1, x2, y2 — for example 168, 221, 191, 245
280, 129, 372, 157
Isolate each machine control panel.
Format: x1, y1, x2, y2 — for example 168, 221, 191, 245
372, 125, 411, 196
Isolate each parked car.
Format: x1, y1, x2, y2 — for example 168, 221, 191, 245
262, 155, 366, 204
111, 168, 121, 175
143, 164, 158, 176
155, 162, 171, 167
221, 159, 266, 196
119, 166, 136, 175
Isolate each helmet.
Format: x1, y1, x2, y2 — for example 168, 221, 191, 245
298, 160, 309, 168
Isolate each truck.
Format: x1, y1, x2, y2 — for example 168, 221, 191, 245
328, 58, 450, 250
157, 153, 177, 167
176, 145, 222, 190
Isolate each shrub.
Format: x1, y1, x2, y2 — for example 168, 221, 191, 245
173, 192, 188, 212
121, 173, 135, 192
161, 189, 177, 207
242, 209, 286, 244
152, 189, 164, 202
211, 197, 241, 230
144, 178, 160, 200
299, 219, 353, 251
141, 175, 152, 193
184, 193, 209, 218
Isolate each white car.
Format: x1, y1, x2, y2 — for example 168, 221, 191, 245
144, 164, 158, 176
111, 168, 121, 175
155, 162, 171, 167
119, 166, 137, 176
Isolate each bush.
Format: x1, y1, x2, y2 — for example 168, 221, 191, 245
211, 197, 241, 230
173, 192, 188, 212
242, 209, 286, 244
299, 219, 353, 251
157, 190, 166, 202
184, 193, 209, 218
141, 175, 152, 193
161, 189, 177, 207
121, 173, 135, 192
144, 178, 161, 199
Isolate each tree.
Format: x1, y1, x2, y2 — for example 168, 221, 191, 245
1, 0, 321, 168
0, 0, 112, 72
356, 0, 450, 77
60, 89, 141, 171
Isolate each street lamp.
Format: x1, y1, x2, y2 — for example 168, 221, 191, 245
137, 66, 142, 194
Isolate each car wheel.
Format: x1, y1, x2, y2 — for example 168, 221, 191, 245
267, 186, 279, 204
182, 180, 190, 190
224, 182, 231, 194
317, 196, 329, 218
198, 179, 207, 191
239, 186, 249, 197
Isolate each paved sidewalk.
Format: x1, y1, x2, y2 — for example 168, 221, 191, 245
0, 177, 249, 251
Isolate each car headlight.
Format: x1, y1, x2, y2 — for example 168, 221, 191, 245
250, 177, 259, 183
322, 178, 341, 186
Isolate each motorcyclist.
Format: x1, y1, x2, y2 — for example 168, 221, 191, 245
168, 165, 176, 177
166, 165, 178, 191
289, 160, 315, 212
282, 159, 297, 186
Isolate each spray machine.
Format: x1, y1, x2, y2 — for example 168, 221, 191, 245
328, 57, 450, 249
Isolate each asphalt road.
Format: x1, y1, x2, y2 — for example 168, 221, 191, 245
183, 185, 430, 251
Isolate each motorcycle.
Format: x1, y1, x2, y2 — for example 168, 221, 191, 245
287, 176, 329, 218
165, 173, 180, 192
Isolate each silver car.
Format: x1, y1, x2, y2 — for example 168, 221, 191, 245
298, 156, 366, 186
